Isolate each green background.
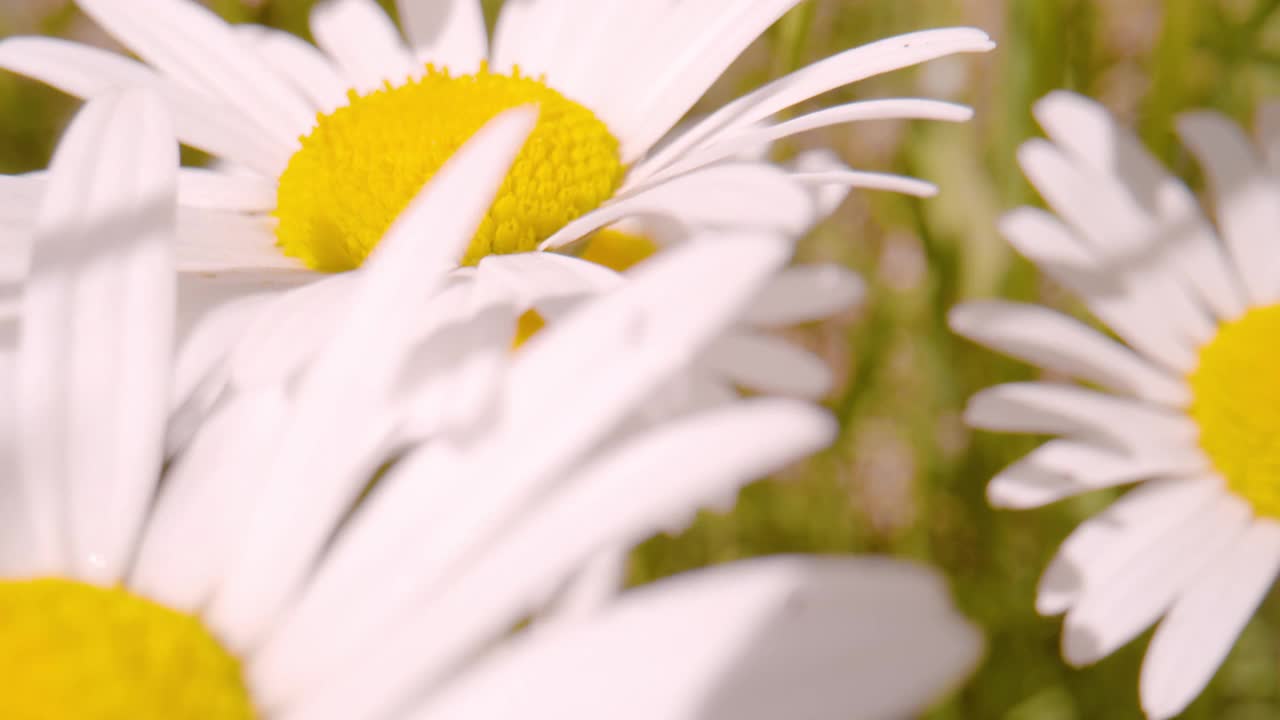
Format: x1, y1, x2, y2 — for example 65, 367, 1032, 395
3, 1, 1280, 718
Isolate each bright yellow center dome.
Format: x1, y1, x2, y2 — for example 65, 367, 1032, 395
0, 578, 253, 719
1187, 303, 1280, 518
275, 64, 626, 271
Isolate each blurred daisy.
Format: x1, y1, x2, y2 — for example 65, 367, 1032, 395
950, 90, 1280, 719
6, 92, 982, 719
0, 0, 991, 291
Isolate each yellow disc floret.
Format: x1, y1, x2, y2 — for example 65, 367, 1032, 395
0, 578, 254, 720
1188, 303, 1280, 518
577, 228, 660, 272
275, 64, 625, 271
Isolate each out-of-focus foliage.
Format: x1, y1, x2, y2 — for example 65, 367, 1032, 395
3, 1, 1280, 718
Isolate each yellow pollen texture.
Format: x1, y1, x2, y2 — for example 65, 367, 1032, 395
1188, 303, 1280, 518
577, 228, 660, 272
275, 64, 625, 271
0, 578, 254, 720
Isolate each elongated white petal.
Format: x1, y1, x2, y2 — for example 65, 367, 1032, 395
1060, 494, 1250, 666
205, 108, 539, 649
131, 389, 291, 611
0, 348, 23, 574
235, 24, 349, 115
0, 36, 287, 174
265, 400, 834, 717
1178, 111, 1280, 307
177, 168, 276, 212
636, 28, 995, 179
965, 383, 1201, 459
414, 557, 979, 720
1033, 91, 1245, 321
701, 331, 832, 398
475, 251, 621, 310
311, 0, 416, 93
1036, 477, 1223, 615
174, 209, 300, 273
1255, 101, 1280, 173
1140, 520, 1280, 720
949, 301, 1189, 406
0, 174, 42, 225
76, 0, 315, 148
544, 0, 676, 115
1017, 139, 1213, 368
610, 0, 804, 161
541, 164, 813, 251
398, 0, 486, 70
998, 207, 1200, 372
18, 91, 177, 582
743, 264, 863, 327
544, 545, 630, 621
647, 99, 972, 184
987, 440, 1200, 509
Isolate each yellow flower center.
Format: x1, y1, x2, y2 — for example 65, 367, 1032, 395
275, 64, 625, 271
1188, 303, 1280, 518
510, 229, 660, 349
0, 578, 254, 719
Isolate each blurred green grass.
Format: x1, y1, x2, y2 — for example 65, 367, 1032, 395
4, 1, 1280, 718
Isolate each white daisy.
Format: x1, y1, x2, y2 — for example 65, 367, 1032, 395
0, 0, 992, 299
6, 91, 982, 719
950, 90, 1280, 719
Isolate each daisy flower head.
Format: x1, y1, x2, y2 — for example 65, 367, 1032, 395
6, 89, 983, 718
950, 90, 1280, 719
0, 0, 992, 299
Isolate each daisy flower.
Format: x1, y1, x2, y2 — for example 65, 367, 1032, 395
6, 91, 982, 718
0, 0, 992, 297
950, 90, 1280, 719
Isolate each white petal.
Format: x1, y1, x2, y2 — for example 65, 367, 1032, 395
610, 0, 817, 162
949, 301, 1189, 406
1254, 101, 1280, 173
1061, 494, 1250, 666
636, 28, 995, 179
998, 207, 1202, 373
701, 331, 833, 398
1017, 139, 1213, 367
76, 0, 315, 149
0, 348, 24, 575
1033, 91, 1245, 321
175, 209, 302, 273
987, 439, 1203, 509
0, 173, 43, 225
475, 251, 621, 310
234, 24, 349, 115
398, 0, 487, 70
1177, 110, 1280, 306
743, 263, 863, 327
490, 0, 574, 78
647, 99, 972, 184
789, 148, 854, 221
310, 0, 416, 93
539, 0, 676, 115
265, 399, 835, 718
1140, 520, 1280, 720
541, 164, 813, 251
413, 557, 980, 720
260, 236, 793, 712
177, 168, 276, 212
543, 545, 630, 621
964, 382, 1201, 459
130, 389, 291, 611
18, 91, 176, 582
0, 36, 288, 174
1036, 477, 1224, 615
204, 108, 539, 649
